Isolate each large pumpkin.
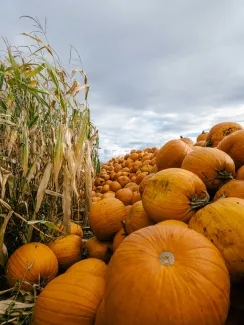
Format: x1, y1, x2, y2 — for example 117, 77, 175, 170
157, 219, 188, 227
104, 225, 230, 325
48, 235, 82, 270
32, 273, 105, 325
181, 147, 235, 192
217, 129, 244, 170
66, 258, 107, 278
205, 122, 243, 147
85, 237, 113, 263
89, 198, 127, 240
189, 197, 244, 279
5, 242, 58, 290
125, 200, 154, 234
156, 139, 192, 171
142, 168, 209, 223
236, 165, 244, 180
213, 180, 244, 201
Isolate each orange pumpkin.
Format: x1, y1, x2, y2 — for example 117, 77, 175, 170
236, 165, 244, 180
125, 201, 154, 234
196, 130, 208, 142
89, 198, 127, 240
181, 147, 235, 192
109, 181, 122, 192
95, 178, 106, 186
180, 135, 194, 146
95, 299, 106, 325
125, 205, 132, 216
205, 122, 243, 147
193, 140, 205, 147
142, 168, 209, 223
157, 220, 188, 227
135, 172, 149, 185
48, 235, 82, 270
213, 180, 244, 201
124, 182, 139, 192
113, 228, 127, 252
104, 225, 230, 325
139, 173, 155, 196
32, 273, 105, 325
156, 139, 192, 171
58, 221, 83, 238
217, 129, 244, 169
189, 197, 244, 279
5, 242, 58, 290
85, 237, 113, 263
115, 188, 134, 206
117, 176, 130, 187
66, 258, 107, 278
132, 191, 141, 204
102, 191, 116, 199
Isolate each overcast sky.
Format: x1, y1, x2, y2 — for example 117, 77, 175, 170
1, 1, 244, 162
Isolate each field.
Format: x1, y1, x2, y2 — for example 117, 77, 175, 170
1, 25, 244, 325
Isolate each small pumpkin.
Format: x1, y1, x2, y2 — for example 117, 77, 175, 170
109, 181, 122, 192
205, 122, 243, 147
48, 235, 82, 270
193, 140, 205, 147
104, 225, 230, 325
135, 172, 149, 185
5, 242, 58, 290
32, 273, 105, 325
196, 130, 208, 142
181, 147, 235, 192
213, 180, 244, 201
89, 198, 127, 240
66, 258, 107, 278
58, 221, 83, 238
115, 188, 134, 206
189, 197, 244, 279
180, 135, 194, 146
113, 228, 127, 252
132, 191, 141, 204
156, 139, 192, 171
125, 200, 154, 234
85, 237, 113, 263
142, 168, 209, 223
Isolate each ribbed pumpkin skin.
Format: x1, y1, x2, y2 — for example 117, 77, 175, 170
236, 166, 244, 180
139, 173, 155, 196
217, 129, 244, 169
66, 258, 107, 278
88, 198, 127, 240
181, 148, 235, 192
32, 273, 105, 325
95, 299, 106, 325
113, 229, 127, 252
48, 235, 82, 270
104, 225, 230, 325
213, 180, 244, 201
125, 201, 154, 234
5, 242, 58, 290
189, 197, 244, 278
157, 220, 188, 227
156, 139, 192, 171
86, 237, 113, 263
142, 168, 209, 223
205, 122, 243, 147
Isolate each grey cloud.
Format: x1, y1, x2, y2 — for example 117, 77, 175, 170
1, 1, 244, 162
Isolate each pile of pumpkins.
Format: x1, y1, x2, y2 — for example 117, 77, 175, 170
3, 121, 244, 325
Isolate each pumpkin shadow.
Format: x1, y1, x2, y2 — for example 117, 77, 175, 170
226, 282, 244, 325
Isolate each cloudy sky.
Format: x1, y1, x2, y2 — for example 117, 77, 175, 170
1, 1, 244, 162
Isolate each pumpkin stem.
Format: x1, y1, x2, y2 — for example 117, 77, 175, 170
202, 130, 205, 134
204, 139, 212, 147
180, 135, 183, 139
215, 169, 233, 180
159, 251, 175, 266
190, 191, 210, 210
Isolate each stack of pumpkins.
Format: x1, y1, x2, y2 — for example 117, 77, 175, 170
3, 121, 244, 325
